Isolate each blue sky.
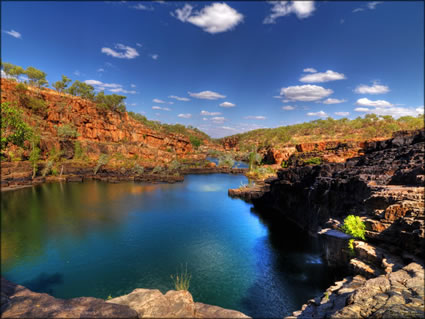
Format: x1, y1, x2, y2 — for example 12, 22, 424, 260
2, 1, 424, 137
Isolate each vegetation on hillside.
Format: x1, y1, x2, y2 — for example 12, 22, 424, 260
223, 114, 424, 150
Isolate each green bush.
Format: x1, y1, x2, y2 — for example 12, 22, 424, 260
152, 166, 163, 174
57, 124, 79, 139
303, 157, 322, 165
341, 215, 366, 254
218, 154, 235, 168
132, 164, 145, 175
1, 102, 33, 150
189, 136, 202, 149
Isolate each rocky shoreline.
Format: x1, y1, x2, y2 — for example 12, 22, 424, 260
230, 129, 425, 318
1, 277, 249, 318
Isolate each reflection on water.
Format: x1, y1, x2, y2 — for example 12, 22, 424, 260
1, 176, 336, 317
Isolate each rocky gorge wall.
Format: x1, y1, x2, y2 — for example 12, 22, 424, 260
229, 129, 424, 318
1, 79, 199, 163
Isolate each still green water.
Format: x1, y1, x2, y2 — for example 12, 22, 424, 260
1, 174, 335, 317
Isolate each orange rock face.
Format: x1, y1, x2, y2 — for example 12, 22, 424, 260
1, 79, 194, 163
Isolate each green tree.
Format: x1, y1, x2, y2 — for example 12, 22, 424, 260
25, 66, 48, 88
1, 102, 33, 150
95, 91, 126, 112
52, 75, 71, 93
67, 80, 95, 100
1, 62, 24, 80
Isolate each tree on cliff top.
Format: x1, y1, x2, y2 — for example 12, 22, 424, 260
52, 75, 71, 93
67, 80, 95, 100
1, 62, 24, 81
25, 66, 48, 88
95, 91, 126, 112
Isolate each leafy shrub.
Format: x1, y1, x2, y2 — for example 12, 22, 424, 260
281, 160, 288, 168
57, 124, 79, 139
132, 164, 145, 175
189, 136, 202, 149
93, 154, 109, 175
341, 215, 366, 254
168, 160, 181, 172
218, 154, 235, 168
73, 141, 87, 160
248, 149, 262, 171
42, 160, 54, 177
1, 102, 33, 150
303, 157, 322, 165
152, 166, 163, 174
95, 91, 126, 112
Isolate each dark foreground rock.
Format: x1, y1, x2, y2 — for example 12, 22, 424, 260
287, 262, 424, 319
1, 277, 249, 318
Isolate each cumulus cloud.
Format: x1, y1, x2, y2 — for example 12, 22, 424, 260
169, 95, 190, 101
84, 79, 136, 94
131, 84, 136, 88
353, 8, 364, 13
178, 113, 192, 119
307, 110, 328, 117
282, 105, 295, 110
280, 85, 333, 102
355, 98, 393, 107
2, 29, 21, 39
201, 110, 222, 116
150, 54, 159, 60
354, 82, 389, 94
173, 3, 243, 34
244, 116, 266, 120
219, 101, 236, 108
152, 106, 171, 111
323, 98, 347, 104
101, 44, 139, 59
300, 70, 346, 83
334, 111, 350, 116
264, 1, 315, 23
303, 68, 317, 73
355, 106, 422, 118
97, 68, 105, 73
189, 90, 226, 100
367, 2, 383, 10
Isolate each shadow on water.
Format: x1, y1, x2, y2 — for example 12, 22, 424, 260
240, 207, 342, 318
22, 272, 64, 295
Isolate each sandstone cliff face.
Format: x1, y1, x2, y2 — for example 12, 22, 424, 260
1, 79, 194, 163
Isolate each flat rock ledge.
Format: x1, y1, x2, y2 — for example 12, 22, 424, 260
286, 262, 424, 319
1, 277, 249, 318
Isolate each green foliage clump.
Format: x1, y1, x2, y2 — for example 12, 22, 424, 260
1, 61, 24, 80
95, 91, 126, 112
341, 215, 366, 254
218, 154, 235, 168
152, 166, 163, 174
94, 154, 110, 175
25, 66, 48, 88
67, 80, 95, 100
1, 102, 33, 150
73, 141, 87, 161
170, 264, 192, 291
189, 136, 202, 149
57, 124, 79, 139
132, 163, 145, 175
29, 134, 41, 178
26, 96, 47, 114
248, 148, 262, 171
52, 75, 71, 93
281, 160, 288, 168
303, 157, 322, 165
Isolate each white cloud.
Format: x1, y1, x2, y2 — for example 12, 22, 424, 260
130, 84, 136, 88
334, 111, 350, 116
201, 110, 222, 116
169, 95, 190, 101
178, 113, 192, 119
264, 1, 315, 23
416, 107, 424, 115
307, 110, 328, 117
300, 70, 346, 83
202, 117, 208, 121
101, 44, 139, 59
280, 85, 333, 102
131, 3, 154, 10
303, 68, 317, 73
354, 82, 389, 94
211, 116, 226, 123
74, 70, 81, 76
323, 98, 347, 104
3, 29, 21, 39
97, 68, 105, 72
153, 98, 166, 104
136, 43, 143, 47
282, 105, 295, 110
355, 106, 422, 118
353, 8, 364, 13
355, 97, 393, 107
173, 3, 243, 34
84, 79, 136, 94
189, 90, 226, 100
354, 107, 370, 112
219, 101, 236, 108
367, 2, 383, 10
150, 54, 159, 60
152, 106, 171, 111
244, 116, 266, 120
